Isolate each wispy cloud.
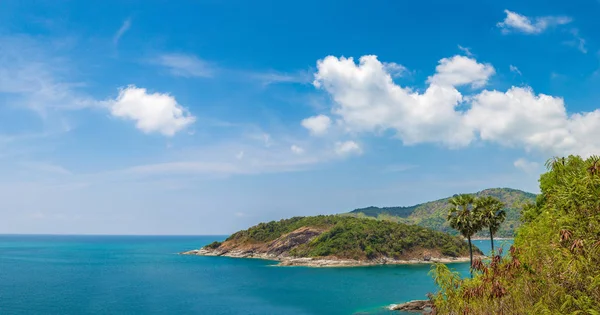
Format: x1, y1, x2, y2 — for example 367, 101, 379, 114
563, 29, 587, 54
290, 145, 304, 154
0, 36, 97, 115
103, 130, 362, 179
509, 65, 522, 75
245, 132, 273, 147
121, 152, 322, 177
458, 45, 474, 57
126, 161, 246, 176
514, 158, 539, 173
383, 164, 418, 173
152, 53, 213, 78
150, 52, 312, 86
497, 10, 585, 53
19, 161, 72, 175
550, 72, 565, 80
249, 70, 313, 86
497, 10, 571, 34
113, 18, 131, 45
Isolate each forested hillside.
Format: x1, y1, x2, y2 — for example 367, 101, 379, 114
203, 215, 478, 261
346, 188, 536, 237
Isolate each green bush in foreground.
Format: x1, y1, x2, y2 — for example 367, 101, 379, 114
430, 156, 600, 314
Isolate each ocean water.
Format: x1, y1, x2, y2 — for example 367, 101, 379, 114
0, 235, 512, 315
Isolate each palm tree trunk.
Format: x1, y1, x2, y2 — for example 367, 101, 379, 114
490, 227, 494, 254
468, 235, 473, 278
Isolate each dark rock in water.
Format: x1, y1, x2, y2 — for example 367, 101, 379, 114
390, 300, 432, 313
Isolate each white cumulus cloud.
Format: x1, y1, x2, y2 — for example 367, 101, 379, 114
301, 114, 331, 136
465, 87, 600, 156
465, 87, 569, 151
313, 55, 473, 147
335, 141, 362, 156
497, 10, 571, 34
309, 54, 600, 157
108, 85, 196, 136
427, 55, 495, 88
383, 62, 408, 78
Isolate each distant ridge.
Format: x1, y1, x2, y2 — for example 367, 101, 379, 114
345, 188, 536, 238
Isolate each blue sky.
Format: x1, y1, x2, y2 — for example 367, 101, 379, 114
1, 0, 600, 235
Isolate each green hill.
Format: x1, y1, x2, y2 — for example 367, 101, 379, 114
198, 215, 479, 263
344, 188, 536, 238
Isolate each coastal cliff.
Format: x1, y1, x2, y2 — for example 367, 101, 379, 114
183, 215, 482, 267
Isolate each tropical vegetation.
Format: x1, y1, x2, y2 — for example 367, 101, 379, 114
429, 156, 600, 314
475, 196, 506, 253
447, 194, 506, 277
447, 194, 478, 277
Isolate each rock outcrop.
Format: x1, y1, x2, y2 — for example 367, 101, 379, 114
390, 300, 433, 313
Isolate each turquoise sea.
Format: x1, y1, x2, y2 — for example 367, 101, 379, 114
0, 235, 512, 315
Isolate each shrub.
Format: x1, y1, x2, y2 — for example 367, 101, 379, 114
205, 241, 222, 249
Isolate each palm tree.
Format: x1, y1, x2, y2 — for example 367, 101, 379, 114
475, 196, 506, 254
447, 194, 481, 277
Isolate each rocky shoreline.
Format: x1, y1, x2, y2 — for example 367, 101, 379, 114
389, 300, 433, 313
181, 248, 478, 267
470, 237, 514, 241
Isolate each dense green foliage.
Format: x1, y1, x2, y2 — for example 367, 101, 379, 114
430, 156, 600, 314
347, 188, 535, 237
350, 205, 418, 218
226, 215, 478, 260
205, 241, 222, 249
226, 216, 342, 243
